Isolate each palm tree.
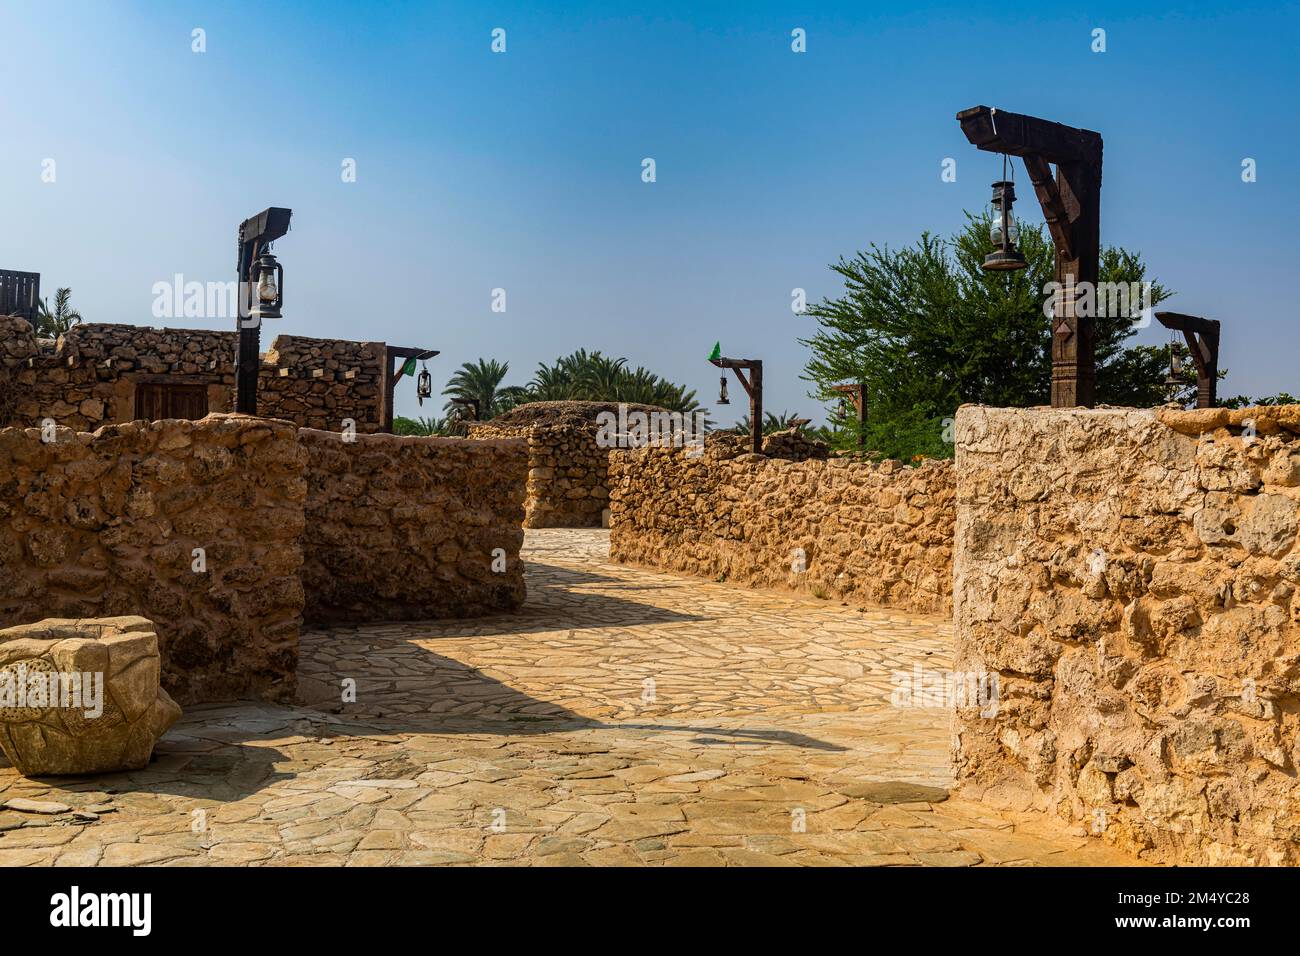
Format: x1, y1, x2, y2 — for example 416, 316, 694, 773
393, 415, 452, 436
733, 411, 805, 435
441, 359, 520, 420
35, 287, 82, 337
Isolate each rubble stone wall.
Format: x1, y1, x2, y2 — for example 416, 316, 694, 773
469, 420, 610, 528
0, 414, 305, 705
608, 436, 955, 615
299, 430, 528, 625
953, 404, 1300, 865
0, 318, 387, 434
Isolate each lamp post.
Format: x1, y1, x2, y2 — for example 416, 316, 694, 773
831, 382, 867, 448
957, 106, 1103, 407
1156, 311, 1221, 408
235, 207, 292, 415
710, 353, 763, 455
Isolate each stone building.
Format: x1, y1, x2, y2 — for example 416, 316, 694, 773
0, 315, 420, 434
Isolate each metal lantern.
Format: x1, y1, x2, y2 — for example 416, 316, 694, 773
416, 363, 432, 405
251, 251, 284, 319
982, 168, 1027, 272
717, 375, 730, 405
1164, 335, 1184, 390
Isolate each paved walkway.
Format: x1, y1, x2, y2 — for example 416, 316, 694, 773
0, 530, 1139, 866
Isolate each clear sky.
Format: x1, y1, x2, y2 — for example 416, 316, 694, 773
3, 0, 1297, 424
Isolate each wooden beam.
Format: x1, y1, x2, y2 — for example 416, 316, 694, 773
711, 356, 762, 454
1021, 154, 1074, 260
1156, 311, 1220, 408
383, 345, 440, 433
958, 105, 1103, 408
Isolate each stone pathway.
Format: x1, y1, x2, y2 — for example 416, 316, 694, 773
0, 530, 1140, 866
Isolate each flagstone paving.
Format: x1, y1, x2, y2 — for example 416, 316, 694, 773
0, 530, 1140, 867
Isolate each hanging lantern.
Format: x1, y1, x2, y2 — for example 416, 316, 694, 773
982, 155, 1027, 272
717, 375, 730, 405
417, 363, 432, 405
1164, 335, 1184, 390
251, 251, 284, 319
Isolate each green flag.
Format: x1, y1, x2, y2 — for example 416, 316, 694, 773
707, 341, 721, 362
398, 356, 418, 378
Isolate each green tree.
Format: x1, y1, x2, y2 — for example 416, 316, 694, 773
441, 358, 526, 421
518, 349, 702, 414
801, 215, 1173, 460
732, 411, 806, 435
35, 287, 82, 337
393, 415, 451, 436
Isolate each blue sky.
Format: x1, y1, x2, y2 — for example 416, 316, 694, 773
3, 0, 1297, 424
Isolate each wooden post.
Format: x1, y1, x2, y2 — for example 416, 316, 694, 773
1156, 312, 1221, 408
383, 346, 440, 433
957, 106, 1103, 407
832, 382, 867, 448
711, 356, 763, 454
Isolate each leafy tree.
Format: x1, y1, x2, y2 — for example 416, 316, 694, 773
801, 215, 1173, 460
732, 411, 806, 435
393, 415, 452, 436
518, 349, 702, 413
441, 358, 527, 421
35, 287, 82, 338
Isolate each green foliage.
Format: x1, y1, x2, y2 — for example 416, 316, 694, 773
801, 215, 1174, 460
517, 349, 702, 413
35, 287, 82, 338
731, 411, 805, 435
392, 415, 451, 436
441, 358, 525, 421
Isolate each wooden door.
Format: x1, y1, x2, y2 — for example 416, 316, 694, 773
134, 383, 209, 421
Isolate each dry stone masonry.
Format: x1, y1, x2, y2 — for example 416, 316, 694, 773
300, 430, 528, 625
0, 412, 531, 713
469, 401, 673, 528
609, 433, 954, 615
953, 404, 1300, 865
0, 414, 306, 704
0, 316, 387, 433
0, 616, 181, 775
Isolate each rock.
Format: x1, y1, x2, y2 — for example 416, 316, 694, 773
838, 781, 950, 804
0, 617, 181, 776
4, 798, 72, 814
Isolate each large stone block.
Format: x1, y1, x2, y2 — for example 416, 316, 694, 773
0, 616, 180, 775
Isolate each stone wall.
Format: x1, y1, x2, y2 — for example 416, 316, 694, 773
468, 402, 673, 528
608, 435, 955, 615
257, 335, 386, 432
299, 430, 528, 625
952, 404, 1300, 865
0, 414, 305, 705
0, 317, 388, 433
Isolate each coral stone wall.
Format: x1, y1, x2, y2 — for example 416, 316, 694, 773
953, 404, 1300, 865
0, 318, 388, 434
0, 414, 306, 705
299, 430, 528, 625
608, 436, 955, 615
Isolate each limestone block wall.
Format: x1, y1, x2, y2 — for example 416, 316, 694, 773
0, 414, 305, 705
952, 404, 1300, 865
299, 430, 528, 625
608, 437, 955, 615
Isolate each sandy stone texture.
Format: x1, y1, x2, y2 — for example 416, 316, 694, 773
470, 402, 676, 528
953, 404, 1300, 865
299, 429, 528, 625
0, 616, 181, 775
0, 530, 1135, 867
608, 436, 954, 615
0, 413, 305, 705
